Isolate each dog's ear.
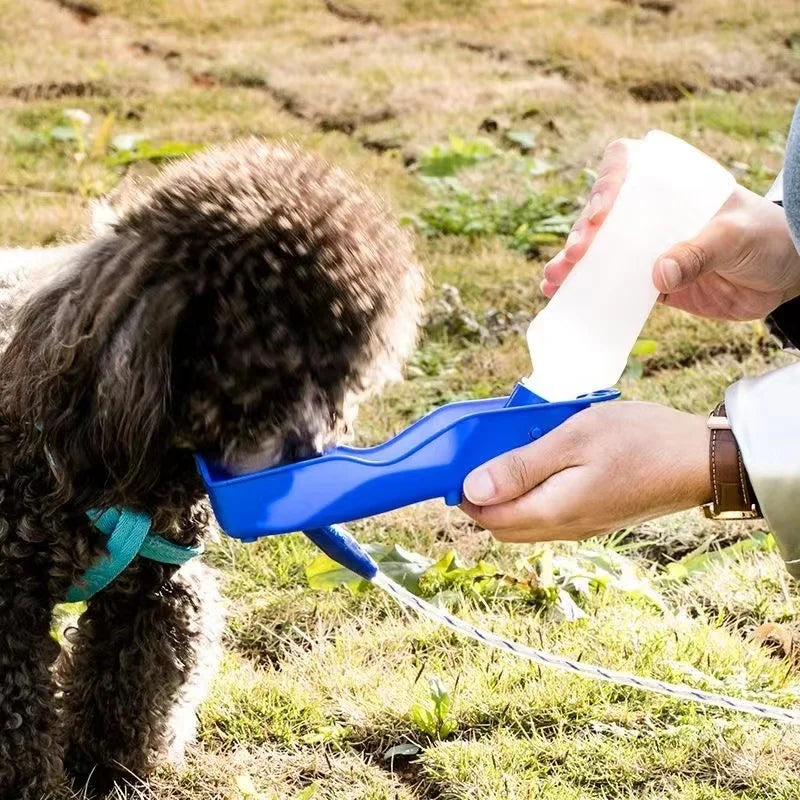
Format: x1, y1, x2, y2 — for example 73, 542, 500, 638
0, 233, 187, 507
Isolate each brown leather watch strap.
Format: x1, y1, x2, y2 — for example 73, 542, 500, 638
704, 402, 762, 520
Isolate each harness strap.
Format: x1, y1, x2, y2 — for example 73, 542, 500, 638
65, 508, 204, 602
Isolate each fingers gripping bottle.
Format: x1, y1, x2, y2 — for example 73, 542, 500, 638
524, 130, 736, 402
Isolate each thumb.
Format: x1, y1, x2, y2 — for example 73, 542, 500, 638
653, 218, 727, 293
462, 433, 569, 507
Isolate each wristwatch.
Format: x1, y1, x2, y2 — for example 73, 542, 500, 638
703, 402, 762, 520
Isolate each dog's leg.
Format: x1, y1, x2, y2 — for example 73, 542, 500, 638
0, 577, 63, 798
61, 557, 223, 793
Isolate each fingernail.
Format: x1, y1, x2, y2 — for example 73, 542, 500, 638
587, 193, 605, 219
565, 230, 580, 249
658, 258, 682, 292
464, 469, 496, 504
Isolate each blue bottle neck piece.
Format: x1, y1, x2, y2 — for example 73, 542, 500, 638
304, 525, 378, 580
504, 382, 547, 408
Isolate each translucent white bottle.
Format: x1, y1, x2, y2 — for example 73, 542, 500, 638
524, 130, 736, 401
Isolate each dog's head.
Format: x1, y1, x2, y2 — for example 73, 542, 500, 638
1, 140, 423, 508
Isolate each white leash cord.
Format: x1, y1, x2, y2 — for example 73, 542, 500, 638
372, 571, 800, 725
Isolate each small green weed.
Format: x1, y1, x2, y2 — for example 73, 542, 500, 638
306, 542, 434, 594
405, 177, 578, 255
305, 540, 665, 622
664, 531, 777, 581
624, 338, 659, 380
410, 675, 458, 739
415, 135, 499, 177
32, 108, 204, 197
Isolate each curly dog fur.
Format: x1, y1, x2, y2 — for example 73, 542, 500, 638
0, 140, 423, 798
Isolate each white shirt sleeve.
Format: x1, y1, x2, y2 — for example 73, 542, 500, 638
765, 168, 784, 204
726, 361, 800, 577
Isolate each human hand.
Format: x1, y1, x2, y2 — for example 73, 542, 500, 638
542, 138, 800, 321
460, 401, 711, 543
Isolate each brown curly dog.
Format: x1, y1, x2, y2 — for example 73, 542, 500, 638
0, 140, 423, 798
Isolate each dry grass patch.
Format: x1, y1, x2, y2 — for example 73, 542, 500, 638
0, 0, 188, 95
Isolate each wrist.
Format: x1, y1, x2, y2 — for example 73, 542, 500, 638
658, 409, 713, 511
688, 413, 714, 508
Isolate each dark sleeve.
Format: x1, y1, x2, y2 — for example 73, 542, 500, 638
766, 193, 800, 349
767, 297, 800, 349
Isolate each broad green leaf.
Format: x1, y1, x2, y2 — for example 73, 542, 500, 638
297, 785, 318, 800
305, 543, 432, 594
305, 553, 370, 593
379, 544, 434, 592
410, 703, 438, 736
423, 549, 503, 597
665, 532, 776, 580
427, 550, 462, 578
384, 743, 422, 760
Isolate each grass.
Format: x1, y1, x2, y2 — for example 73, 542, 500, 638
4, 0, 800, 798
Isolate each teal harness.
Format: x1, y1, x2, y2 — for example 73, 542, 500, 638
66, 508, 204, 602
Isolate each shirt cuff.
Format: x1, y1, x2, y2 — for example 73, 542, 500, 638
726, 363, 800, 578
766, 168, 784, 204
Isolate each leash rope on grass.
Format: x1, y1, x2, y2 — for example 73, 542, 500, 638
371, 570, 800, 725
